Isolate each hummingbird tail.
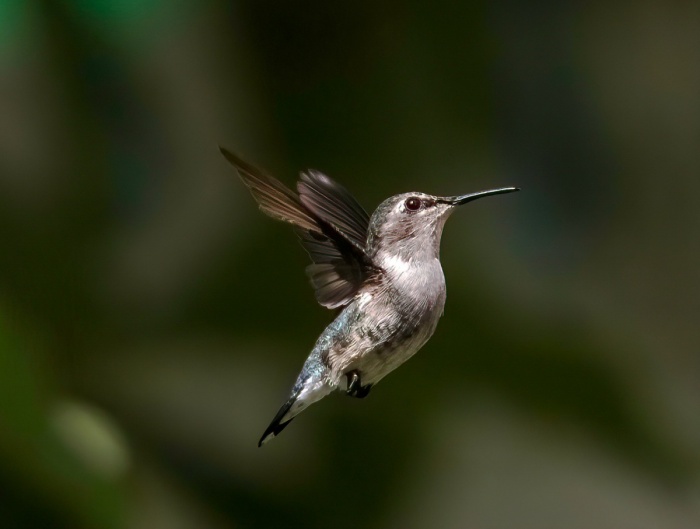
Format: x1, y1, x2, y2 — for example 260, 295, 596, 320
258, 370, 334, 446
258, 396, 297, 447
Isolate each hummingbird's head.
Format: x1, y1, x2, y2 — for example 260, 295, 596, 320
367, 187, 519, 261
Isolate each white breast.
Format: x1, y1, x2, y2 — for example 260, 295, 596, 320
346, 254, 447, 385
381, 254, 446, 305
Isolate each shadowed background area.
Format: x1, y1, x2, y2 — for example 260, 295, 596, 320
1, 1, 699, 528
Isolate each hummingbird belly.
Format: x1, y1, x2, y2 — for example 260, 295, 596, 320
324, 282, 446, 387
350, 320, 436, 386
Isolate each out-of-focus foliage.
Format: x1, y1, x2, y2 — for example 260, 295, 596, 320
1, 1, 699, 528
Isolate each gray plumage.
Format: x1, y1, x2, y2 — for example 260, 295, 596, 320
219, 147, 519, 446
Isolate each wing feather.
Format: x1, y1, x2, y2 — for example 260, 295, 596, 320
298, 170, 370, 251
220, 147, 373, 309
220, 147, 318, 231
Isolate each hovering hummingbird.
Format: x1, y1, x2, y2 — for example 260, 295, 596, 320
220, 147, 519, 446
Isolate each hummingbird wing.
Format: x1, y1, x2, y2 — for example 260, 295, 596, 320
220, 147, 318, 231
297, 170, 369, 253
220, 147, 373, 309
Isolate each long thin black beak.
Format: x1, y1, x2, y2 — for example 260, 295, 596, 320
443, 187, 520, 206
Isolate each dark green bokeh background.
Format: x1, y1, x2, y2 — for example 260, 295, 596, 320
1, 1, 699, 528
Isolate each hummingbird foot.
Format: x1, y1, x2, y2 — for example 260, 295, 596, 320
345, 370, 373, 399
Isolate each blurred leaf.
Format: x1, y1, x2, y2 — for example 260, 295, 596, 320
0, 312, 126, 529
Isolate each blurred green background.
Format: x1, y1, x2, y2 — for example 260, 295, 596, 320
1, 1, 699, 528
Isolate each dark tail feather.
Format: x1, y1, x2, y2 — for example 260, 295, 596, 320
258, 396, 297, 447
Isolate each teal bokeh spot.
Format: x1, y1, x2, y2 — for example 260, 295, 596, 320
68, 0, 164, 22
0, 0, 33, 55
65, 0, 198, 37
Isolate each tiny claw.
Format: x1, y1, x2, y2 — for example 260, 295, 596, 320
346, 370, 361, 395
345, 370, 372, 398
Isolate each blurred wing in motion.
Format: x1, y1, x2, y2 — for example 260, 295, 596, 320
297, 169, 370, 253
219, 147, 318, 231
220, 147, 373, 309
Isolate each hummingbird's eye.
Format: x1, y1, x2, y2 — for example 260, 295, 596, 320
404, 197, 422, 211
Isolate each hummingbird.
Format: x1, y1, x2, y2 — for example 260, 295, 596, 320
220, 147, 519, 446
